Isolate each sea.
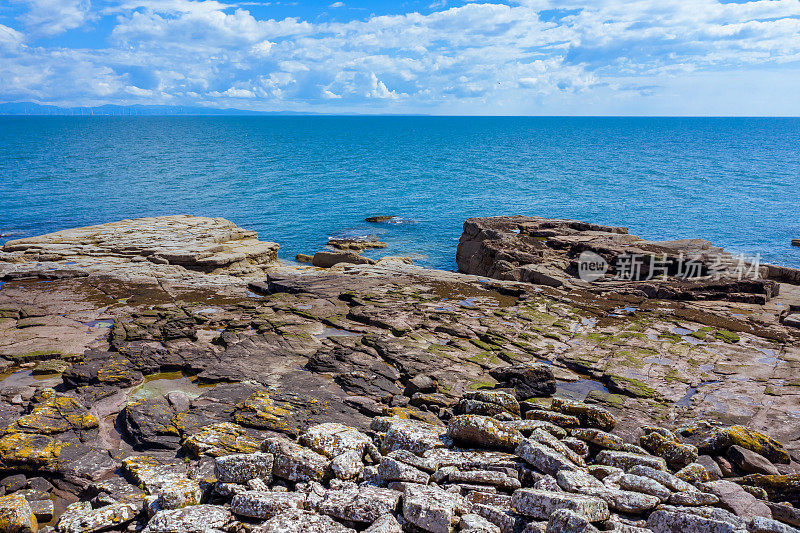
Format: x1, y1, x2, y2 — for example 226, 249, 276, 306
1, 116, 799, 270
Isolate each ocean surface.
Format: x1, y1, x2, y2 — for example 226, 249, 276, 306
1, 116, 799, 271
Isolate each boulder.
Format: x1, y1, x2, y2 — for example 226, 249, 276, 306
142, 505, 233, 533
402, 484, 462, 533
446, 415, 523, 450
182, 422, 260, 457
516, 439, 579, 476
545, 508, 600, 533
57, 501, 138, 533
728, 445, 780, 476
364, 514, 403, 533
255, 509, 356, 532
214, 452, 273, 483
231, 491, 306, 519
701, 480, 772, 520
316, 485, 402, 523
489, 364, 556, 399
300, 423, 372, 458
0, 494, 37, 533
550, 398, 615, 431
647, 508, 742, 533
262, 437, 329, 482
312, 252, 375, 268
512, 489, 609, 522
595, 450, 667, 472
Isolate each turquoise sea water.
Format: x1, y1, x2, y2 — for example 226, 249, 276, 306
1, 116, 799, 270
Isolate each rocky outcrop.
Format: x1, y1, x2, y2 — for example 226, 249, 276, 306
456, 216, 780, 303
1, 215, 800, 531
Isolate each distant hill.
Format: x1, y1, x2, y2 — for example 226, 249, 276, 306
0, 102, 318, 116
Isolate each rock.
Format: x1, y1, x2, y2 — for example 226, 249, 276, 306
156, 477, 202, 510
447, 415, 523, 450
57, 501, 138, 533
376, 418, 446, 455
748, 516, 800, 533
550, 398, 615, 431
545, 508, 600, 533
449, 469, 522, 491
295, 253, 314, 263
316, 485, 402, 523
511, 489, 610, 521
784, 314, 800, 329
255, 509, 356, 532
678, 424, 790, 465
378, 456, 430, 484
121, 456, 188, 494
676, 462, 712, 483
647, 507, 742, 533
365, 513, 403, 533
402, 484, 462, 533
214, 452, 273, 483
595, 450, 667, 472
570, 428, 624, 451
734, 475, 800, 504
331, 450, 363, 480
182, 422, 260, 457
365, 216, 395, 223
460, 512, 502, 532
231, 490, 306, 519
617, 473, 671, 501
729, 445, 780, 476
765, 502, 800, 528
701, 480, 772, 520
142, 505, 233, 533
670, 491, 721, 506
528, 428, 586, 467
456, 390, 521, 417
232, 391, 310, 437
0, 494, 37, 533
1, 475, 27, 493
516, 438, 579, 476
698, 455, 724, 481
6, 390, 98, 436
489, 364, 557, 399
793, 240, 800, 247
300, 422, 372, 458
262, 437, 329, 482
640, 431, 698, 470
313, 251, 375, 268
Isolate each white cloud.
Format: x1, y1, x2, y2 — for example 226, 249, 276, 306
329, 2, 345, 8
14, 0, 94, 37
2, 0, 800, 113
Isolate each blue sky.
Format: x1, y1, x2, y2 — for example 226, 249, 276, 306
1, 0, 800, 115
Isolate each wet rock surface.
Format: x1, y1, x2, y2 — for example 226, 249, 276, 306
0, 215, 799, 531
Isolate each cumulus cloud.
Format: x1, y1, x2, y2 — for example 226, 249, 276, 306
1, 0, 800, 113
13, 0, 94, 37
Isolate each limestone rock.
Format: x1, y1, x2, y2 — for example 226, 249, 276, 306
57, 501, 138, 533
511, 489, 610, 521
230, 490, 306, 519
142, 505, 233, 533
0, 494, 37, 533
262, 437, 329, 482
402, 484, 462, 533
214, 452, 273, 483
446, 415, 523, 450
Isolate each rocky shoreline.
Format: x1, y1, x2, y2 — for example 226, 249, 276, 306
0, 215, 799, 532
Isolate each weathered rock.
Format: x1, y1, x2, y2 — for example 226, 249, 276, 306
364, 513, 403, 533
545, 508, 600, 533
262, 437, 329, 482
647, 507, 742, 533
550, 399, 615, 431
511, 489, 610, 521
729, 445, 781, 476
142, 505, 233, 533
447, 415, 522, 450
595, 450, 667, 472
231, 490, 306, 519
456, 390, 520, 417
617, 473, 671, 501
300, 423, 372, 458
214, 452, 273, 483
378, 456, 430, 484
313, 251, 375, 268
734, 475, 800, 504
489, 364, 557, 399
676, 462, 712, 483
156, 477, 202, 510
701, 480, 772, 520
516, 438, 579, 476
57, 501, 138, 533
460, 512, 502, 532
331, 450, 364, 480
182, 422, 260, 457
403, 484, 462, 533
254, 509, 356, 532
747, 516, 800, 533
0, 494, 37, 533
316, 485, 402, 523
376, 418, 446, 455
570, 428, 624, 451
640, 431, 698, 470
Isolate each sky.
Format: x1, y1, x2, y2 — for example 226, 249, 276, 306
1, 0, 800, 115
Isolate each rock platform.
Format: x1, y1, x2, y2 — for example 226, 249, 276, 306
0, 215, 799, 532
